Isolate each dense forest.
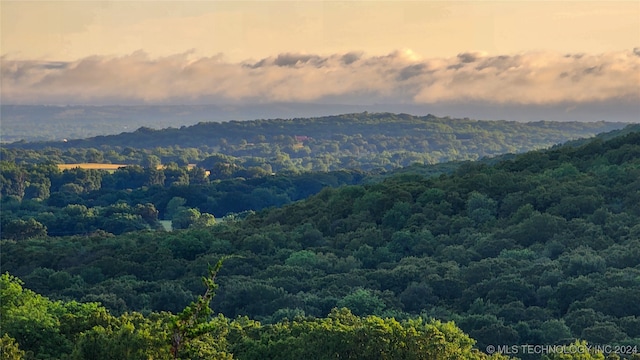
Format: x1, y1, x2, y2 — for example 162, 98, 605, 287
0, 165, 370, 237
1, 122, 638, 239
4, 113, 626, 173
3, 114, 629, 240
2, 119, 640, 358
2, 263, 521, 360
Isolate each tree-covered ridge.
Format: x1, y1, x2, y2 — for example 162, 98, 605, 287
1, 119, 632, 240
3, 131, 640, 358
1, 272, 517, 360
4, 113, 626, 173
8, 112, 625, 149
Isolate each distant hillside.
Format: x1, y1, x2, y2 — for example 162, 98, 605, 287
1, 104, 225, 143
6, 113, 628, 172
372, 123, 640, 181
560, 123, 640, 148
3, 102, 638, 142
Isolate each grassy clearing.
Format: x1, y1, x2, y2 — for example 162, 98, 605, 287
57, 163, 202, 173
159, 220, 173, 231
57, 163, 127, 171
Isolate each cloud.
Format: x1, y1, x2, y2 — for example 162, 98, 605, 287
1, 49, 639, 106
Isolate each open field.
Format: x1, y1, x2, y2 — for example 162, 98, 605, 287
57, 163, 201, 171
158, 220, 173, 231
57, 163, 127, 171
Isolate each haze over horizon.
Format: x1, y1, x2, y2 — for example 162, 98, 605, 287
1, 1, 639, 122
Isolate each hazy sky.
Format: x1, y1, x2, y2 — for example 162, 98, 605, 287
1, 0, 639, 117
3, 1, 639, 61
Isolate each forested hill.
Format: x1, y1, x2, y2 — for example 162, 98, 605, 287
4, 113, 628, 174
3, 129, 640, 358
8, 112, 625, 154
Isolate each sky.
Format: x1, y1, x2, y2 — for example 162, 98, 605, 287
1, 0, 639, 121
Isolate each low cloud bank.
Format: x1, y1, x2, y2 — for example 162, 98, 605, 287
2, 49, 639, 105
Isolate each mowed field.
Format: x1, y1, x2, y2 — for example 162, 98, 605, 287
57, 163, 127, 171
57, 163, 200, 172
